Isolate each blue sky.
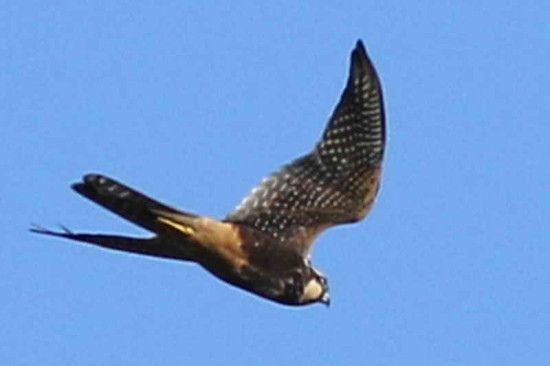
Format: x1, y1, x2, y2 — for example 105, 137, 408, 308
2, 1, 549, 365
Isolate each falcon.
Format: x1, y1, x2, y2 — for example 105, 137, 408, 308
32, 40, 385, 307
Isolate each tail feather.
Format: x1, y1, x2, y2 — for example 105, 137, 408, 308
30, 225, 194, 261
72, 174, 197, 233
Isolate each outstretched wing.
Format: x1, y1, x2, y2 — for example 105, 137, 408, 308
225, 40, 385, 255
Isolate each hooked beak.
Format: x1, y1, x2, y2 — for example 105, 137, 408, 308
320, 292, 331, 307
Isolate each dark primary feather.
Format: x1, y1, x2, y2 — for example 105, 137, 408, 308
316, 40, 385, 170
225, 40, 385, 253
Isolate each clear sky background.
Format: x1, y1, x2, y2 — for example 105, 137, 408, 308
2, 1, 549, 365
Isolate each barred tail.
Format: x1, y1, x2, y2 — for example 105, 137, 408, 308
72, 174, 197, 233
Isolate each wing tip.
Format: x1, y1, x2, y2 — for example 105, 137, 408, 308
355, 39, 366, 54
351, 39, 376, 75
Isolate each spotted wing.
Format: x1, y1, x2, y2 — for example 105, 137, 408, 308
226, 40, 385, 255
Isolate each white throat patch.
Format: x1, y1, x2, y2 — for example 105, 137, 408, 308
300, 278, 324, 303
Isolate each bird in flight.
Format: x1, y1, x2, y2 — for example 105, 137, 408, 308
32, 40, 385, 307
